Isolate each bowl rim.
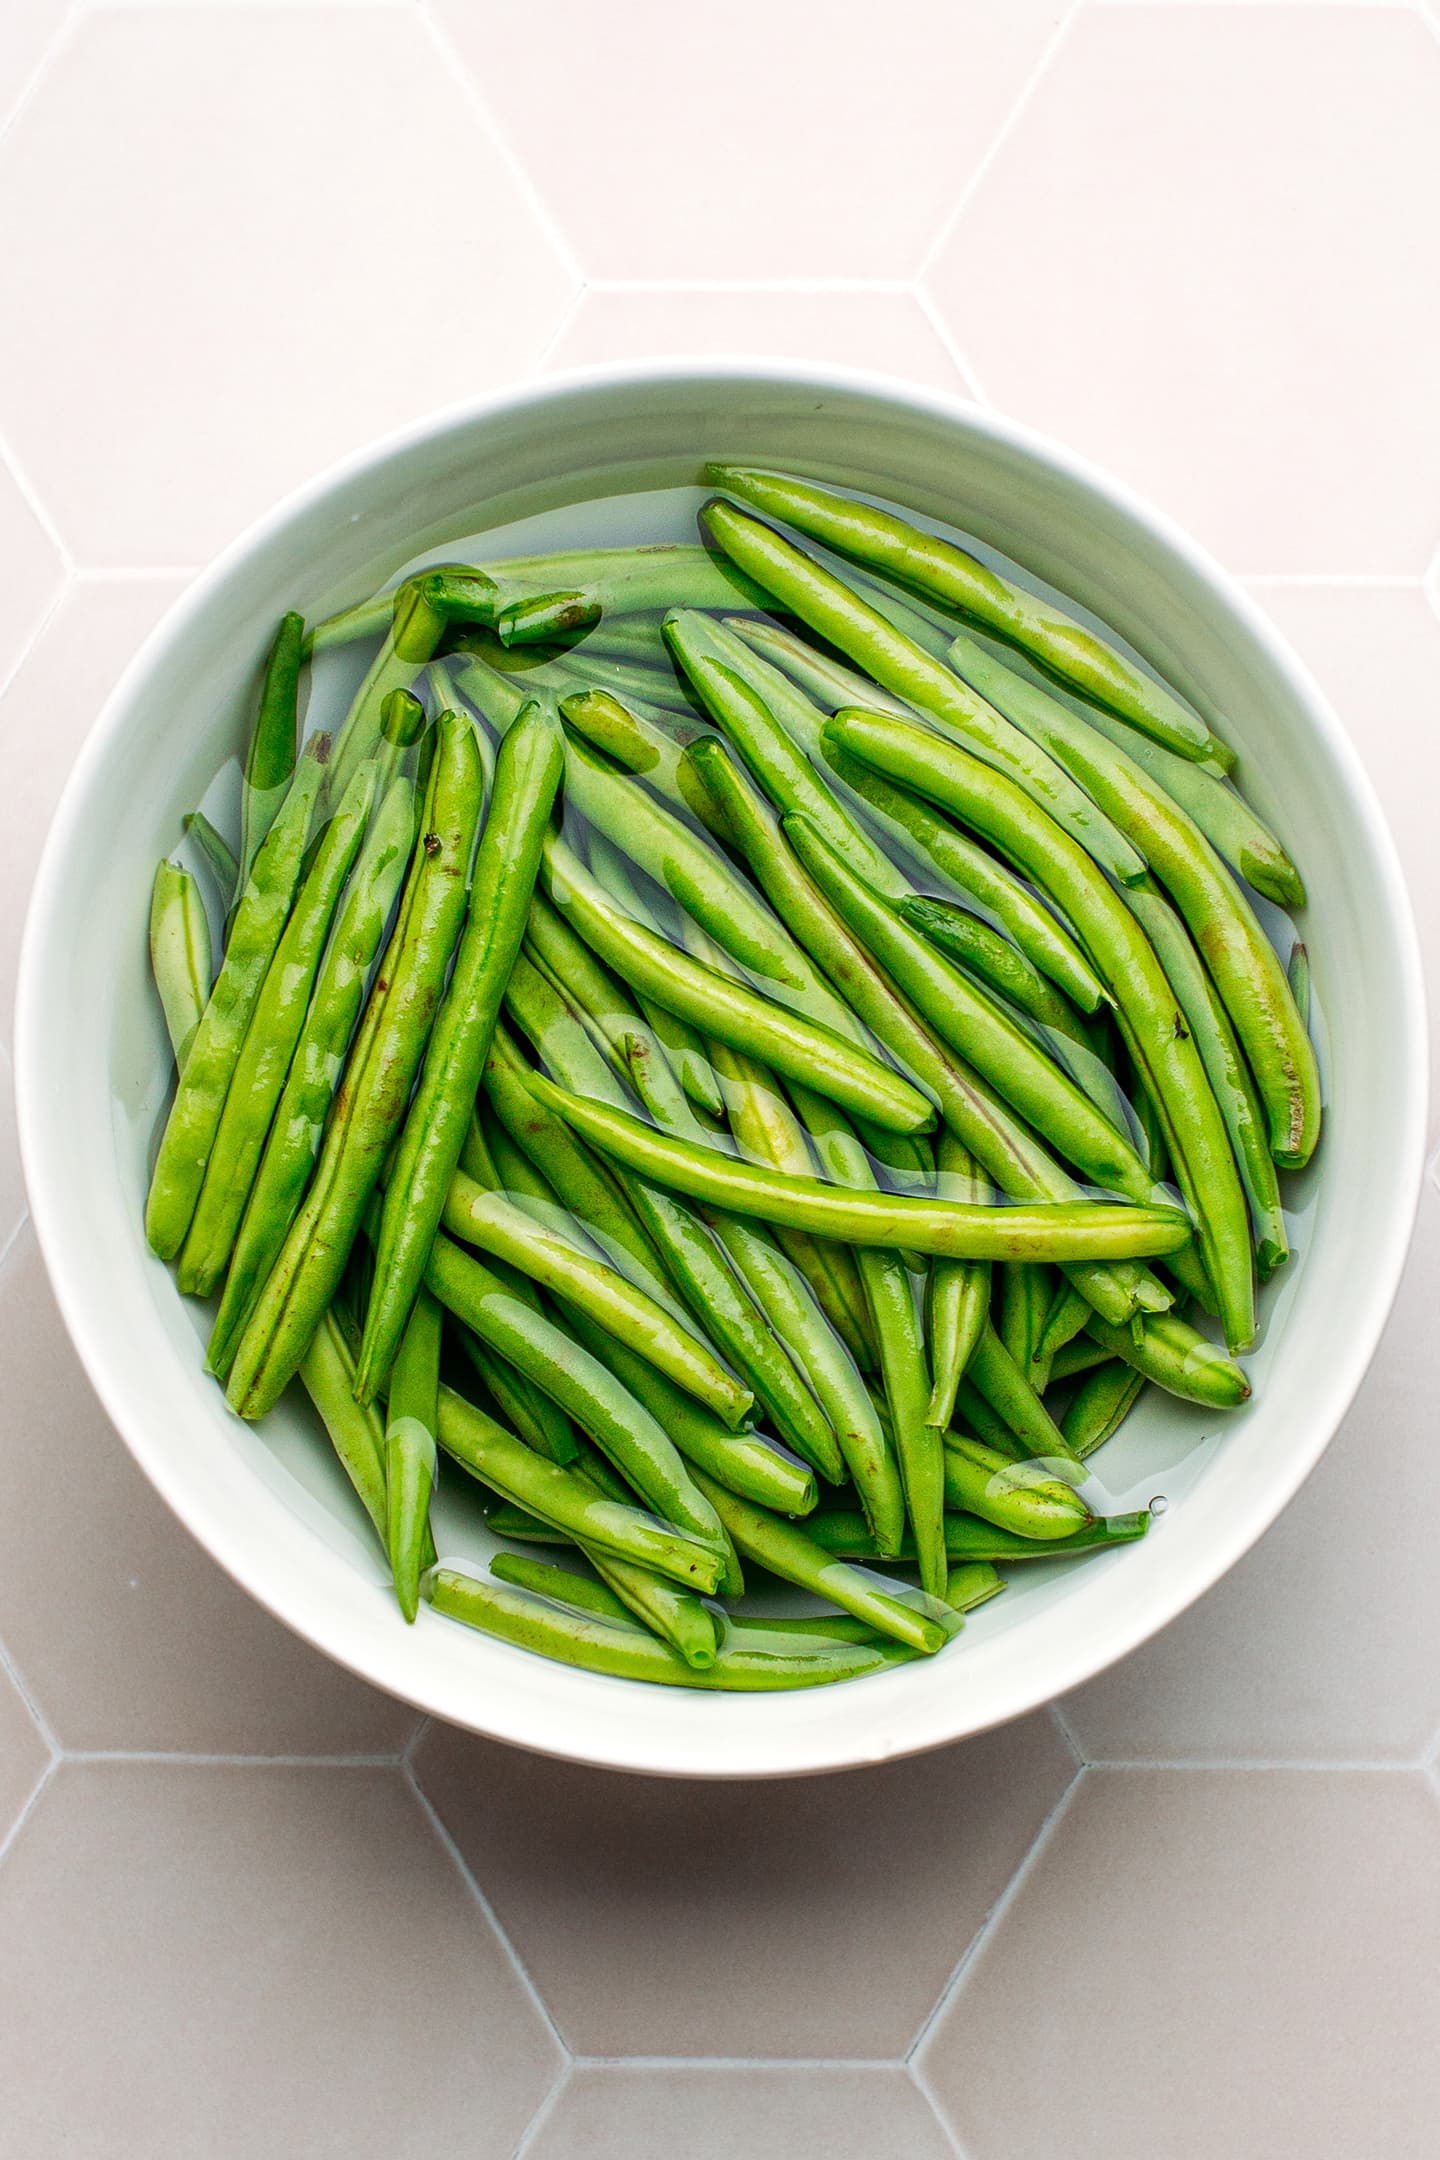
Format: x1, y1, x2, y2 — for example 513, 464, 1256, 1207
14, 356, 1429, 1777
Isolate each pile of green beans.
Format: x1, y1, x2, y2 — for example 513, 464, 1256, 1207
143, 462, 1320, 1690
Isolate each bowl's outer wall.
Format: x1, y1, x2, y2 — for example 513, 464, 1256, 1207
15, 366, 1428, 1777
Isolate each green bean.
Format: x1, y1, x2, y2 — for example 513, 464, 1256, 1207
952, 632, 1301, 905
236, 613, 303, 916
527, 1072, 1191, 1263
483, 1018, 677, 1309
555, 648, 704, 719
941, 1435, 1091, 1540
807, 1509, 1149, 1563
358, 701, 564, 1400
785, 814, 1154, 1201
569, 615, 671, 663
787, 1083, 937, 1578
299, 1309, 387, 1547
967, 1320, 1078, 1468
569, 1500, 720, 1668
561, 1304, 818, 1517
1030, 1282, 1091, 1393
384, 1287, 440, 1622
953, 1378, 1024, 1459
714, 614, 1110, 1015
1048, 1337, 1111, 1384
664, 609, 903, 889
942, 632, 1319, 1171
443, 1167, 752, 1426
524, 890, 700, 1137
177, 759, 376, 1296
1061, 1359, 1147, 1459
496, 591, 602, 646
454, 1323, 581, 1466
501, 949, 837, 1459
435, 1387, 723, 1591
945, 1562, 1005, 1613
206, 774, 417, 1380
490, 1551, 638, 1622
702, 1033, 876, 1373
925, 1128, 990, 1430
541, 831, 933, 1135
425, 1231, 731, 1565
700, 497, 1148, 884
226, 715, 484, 1417
689, 1471, 949, 1654
559, 689, 701, 814
583, 832, 726, 1115
328, 578, 447, 804
707, 466, 1221, 762
145, 738, 327, 1261
560, 731, 870, 1047
480, 542, 772, 619
423, 1566, 918, 1689
683, 736, 1157, 1328
829, 709, 1256, 1351
149, 861, 212, 1072
1087, 1311, 1250, 1408
1288, 941, 1310, 1029
998, 1263, 1051, 1371
182, 812, 238, 917
1123, 874, 1289, 1277
727, 614, 914, 721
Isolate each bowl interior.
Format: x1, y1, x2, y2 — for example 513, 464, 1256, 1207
17, 367, 1426, 1776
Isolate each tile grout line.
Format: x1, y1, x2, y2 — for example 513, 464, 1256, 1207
0, 1211, 34, 1289
0, 575, 69, 713
0, 1758, 58, 1875
584, 277, 919, 296
416, 0, 586, 291
1047, 1697, 1085, 1768
565, 2055, 907, 2073
0, 431, 73, 573
1072, 1754, 1431, 1774
0, 1, 86, 156
914, 0, 1085, 284
0, 1634, 62, 1759
63, 1748, 411, 1767
529, 283, 591, 376
907, 1760, 1087, 2081
512, 2058, 573, 2160
909, 284, 994, 409
905, 2057, 971, 2160
403, 1758, 571, 2062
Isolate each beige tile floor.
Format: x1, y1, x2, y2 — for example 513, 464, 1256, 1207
1, 4, 1438, 2154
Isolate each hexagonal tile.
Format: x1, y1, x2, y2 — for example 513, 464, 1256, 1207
0, 1226, 421, 1755
437, 0, 1068, 279
0, 447, 63, 694
0, 574, 187, 1034
1245, 583, 1440, 1133
919, 1767, 1440, 2159
414, 1711, 1074, 2059
544, 288, 974, 394
528, 2068, 953, 2160
0, 8, 576, 567
0, 1762, 562, 2156
0, 1649, 49, 1850
928, 8, 1440, 573
1061, 1180, 1440, 1765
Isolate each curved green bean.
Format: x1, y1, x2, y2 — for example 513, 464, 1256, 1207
423, 1566, 918, 1689
236, 612, 303, 911
700, 496, 1148, 883
1087, 1310, 1250, 1408
182, 812, 238, 916
540, 830, 933, 1135
149, 861, 212, 1072
966, 1319, 1077, 1468
942, 1435, 1091, 1540
299, 1308, 389, 1547
829, 708, 1256, 1350
526, 1073, 1192, 1263
1061, 1359, 1147, 1459
454, 1322, 581, 1466
435, 1387, 723, 1591
707, 466, 1220, 761
942, 631, 1319, 1169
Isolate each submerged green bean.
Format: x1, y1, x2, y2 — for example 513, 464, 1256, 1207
149, 861, 212, 1072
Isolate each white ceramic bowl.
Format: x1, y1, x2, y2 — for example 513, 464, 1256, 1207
15, 363, 1427, 1778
